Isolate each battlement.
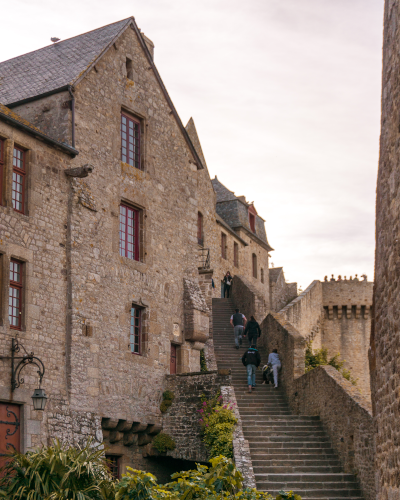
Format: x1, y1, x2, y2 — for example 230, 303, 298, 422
322, 280, 373, 309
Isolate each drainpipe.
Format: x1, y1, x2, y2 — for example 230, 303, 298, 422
68, 86, 75, 148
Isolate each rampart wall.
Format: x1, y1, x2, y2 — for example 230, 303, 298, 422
259, 313, 375, 500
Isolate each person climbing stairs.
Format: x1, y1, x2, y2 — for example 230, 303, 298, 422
212, 297, 364, 500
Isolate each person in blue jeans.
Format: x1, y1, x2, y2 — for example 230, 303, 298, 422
241, 344, 261, 393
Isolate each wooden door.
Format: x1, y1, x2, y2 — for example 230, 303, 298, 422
0, 403, 21, 473
170, 344, 177, 374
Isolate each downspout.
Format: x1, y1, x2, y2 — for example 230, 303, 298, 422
68, 86, 75, 148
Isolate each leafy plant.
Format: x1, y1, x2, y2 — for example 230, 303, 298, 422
0, 439, 115, 500
160, 391, 175, 413
115, 468, 173, 500
198, 395, 237, 459
276, 491, 302, 500
305, 341, 358, 385
152, 433, 176, 453
200, 350, 207, 372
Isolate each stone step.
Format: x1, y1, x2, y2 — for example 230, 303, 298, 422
258, 489, 362, 498
247, 436, 330, 443
253, 465, 343, 474
249, 442, 333, 449
252, 458, 341, 466
243, 430, 328, 438
251, 448, 336, 456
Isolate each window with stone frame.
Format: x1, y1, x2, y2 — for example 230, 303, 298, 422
130, 305, 143, 355
119, 204, 141, 261
105, 455, 121, 480
252, 253, 257, 279
121, 112, 141, 170
0, 139, 4, 206
197, 212, 204, 246
9, 259, 23, 330
233, 242, 239, 268
221, 233, 227, 259
12, 146, 26, 214
260, 268, 264, 283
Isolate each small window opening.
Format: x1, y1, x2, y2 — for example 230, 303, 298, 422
249, 213, 256, 233
261, 268, 264, 283
197, 212, 204, 246
106, 455, 121, 479
252, 253, 257, 279
126, 58, 133, 80
130, 306, 143, 355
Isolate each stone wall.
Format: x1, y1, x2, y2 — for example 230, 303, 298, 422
269, 267, 298, 312
230, 275, 269, 324
279, 280, 323, 344
162, 370, 231, 462
259, 313, 375, 500
290, 367, 375, 500
372, 0, 400, 497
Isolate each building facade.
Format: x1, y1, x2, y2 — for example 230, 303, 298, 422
0, 17, 273, 474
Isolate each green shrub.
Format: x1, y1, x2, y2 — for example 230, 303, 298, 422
162, 390, 174, 401
115, 468, 173, 500
276, 491, 302, 500
0, 439, 115, 500
305, 341, 358, 385
198, 394, 237, 459
160, 391, 175, 413
200, 349, 208, 372
152, 433, 176, 453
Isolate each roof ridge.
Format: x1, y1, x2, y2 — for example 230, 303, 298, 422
0, 18, 133, 66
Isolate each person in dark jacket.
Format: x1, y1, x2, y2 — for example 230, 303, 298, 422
243, 316, 261, 346
223, 271, 233, 298
242, 345, 261, 393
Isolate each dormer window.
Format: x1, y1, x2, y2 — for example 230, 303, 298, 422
249, 213, 255, 233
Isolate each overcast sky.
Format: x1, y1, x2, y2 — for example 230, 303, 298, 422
0, 0, 383, 289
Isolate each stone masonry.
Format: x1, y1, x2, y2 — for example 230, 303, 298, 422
372, 0, 400, 497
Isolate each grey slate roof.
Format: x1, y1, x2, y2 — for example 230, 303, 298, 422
211, 177, 237, 202
0, 18, 131, 105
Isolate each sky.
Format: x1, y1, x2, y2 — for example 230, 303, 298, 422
0, 0, 384, 289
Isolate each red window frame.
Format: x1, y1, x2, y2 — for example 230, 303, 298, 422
130, 306, 142, 355
119, 204, 140, 261
234, 242, 239, 267
221, 233, 227, 259
249, 213, 256, 233
9, 259, 23, 330
252, 254, 257, 279
105, 455, 121, 480
121, 112, 141, 170
197, 212, 203, 246
0, 139, 4, 206
12, 147, 26, 214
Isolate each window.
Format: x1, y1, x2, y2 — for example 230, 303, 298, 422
170, 344, 177, 374
221, 233, 227, 259
234, 242, 239, 267
121, 112, 141, 170
252, 253, 257, 279
130, 306, 142, 355
197, 212, 203, 246
12, 147, 26, 213
261, 268, 264, 283
9, 259, 23, 329
105, 455, 121, 480
126, 58, 133, 80
0, 139, 4, 206
249, 213, 256, 233
119, 204, 140, 261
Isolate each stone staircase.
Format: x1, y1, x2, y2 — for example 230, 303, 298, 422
212, 298, 363, 500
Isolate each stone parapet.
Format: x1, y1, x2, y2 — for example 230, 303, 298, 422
230, 275, 269, 323
162, 370, 231, 462
220, 385, 256, 489
258, 313, 375, 500
279, 280, 323, 342
291, 367, 374, 500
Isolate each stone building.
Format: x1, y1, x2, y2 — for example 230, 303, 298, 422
0, 14, 378, 485
0, 17, 273, 475
371, 0, 400, 497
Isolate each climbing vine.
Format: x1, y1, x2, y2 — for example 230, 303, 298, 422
198, 393, 237, 459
